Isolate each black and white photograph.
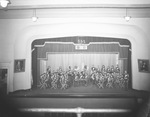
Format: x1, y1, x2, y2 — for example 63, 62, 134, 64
14, 59, 25, 73
0, 1, 150, 117
138, 59, 150, 73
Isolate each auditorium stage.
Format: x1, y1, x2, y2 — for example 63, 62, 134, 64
4, 88, 149, 117
9, 87, 148, 98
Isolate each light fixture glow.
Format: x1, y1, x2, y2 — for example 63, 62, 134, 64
124, 16, 131, 22
0, 0, 9, 8
32, 9, 38, 22
124, 8, 131, 22
32, 16, 38, 22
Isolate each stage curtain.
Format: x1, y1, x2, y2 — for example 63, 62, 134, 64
40, 60, 47, 75
37, 43, 129, 59
39, 53, 119, 74
38, 43, 129, 75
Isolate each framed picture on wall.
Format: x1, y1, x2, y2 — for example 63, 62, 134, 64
138, 59, 149, 73
14, 59, 25, 73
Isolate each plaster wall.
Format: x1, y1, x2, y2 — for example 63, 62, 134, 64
0, 18, 150, 92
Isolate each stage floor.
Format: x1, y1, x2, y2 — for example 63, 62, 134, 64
5, 88, 149, 117
9, 86, 149, 98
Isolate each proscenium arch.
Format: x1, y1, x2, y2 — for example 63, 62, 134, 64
31, 36, 132, 89
14, 22, 150, 91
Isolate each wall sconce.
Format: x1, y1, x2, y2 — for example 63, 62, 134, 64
0, 0, 10, 8
124, 8, 131, 22
32, 9, 38, 22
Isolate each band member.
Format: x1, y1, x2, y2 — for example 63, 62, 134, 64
106, 66, 111, 73
46, 66, 51, 79
101, 65, 106, 75
97, 73, 104, 88
119, 74, 124, 88
110, 65, 115, 74
115, 64, 120, 74
90, 66, 97, 83
124, 70, 129, 89
60, 73, 68, 90
51, 72, 59, 89
38, 73, 48, 89
67, 66, 73, 75
73, 66, 80, 86
106, 73, 112, 88
66, 66, 73, 87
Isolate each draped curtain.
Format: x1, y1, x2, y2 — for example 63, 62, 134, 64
40, 53, 120, 75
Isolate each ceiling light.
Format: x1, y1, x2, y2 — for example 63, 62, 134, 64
124, 16, 131, 22
0, 0, 10, 8
32, 16, 38, 22
32, 9, 38, 22
124, 8, 131, 22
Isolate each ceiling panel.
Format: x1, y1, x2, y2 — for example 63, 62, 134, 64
0, 8, 150, 19
0, 0, 150, 19
8, 0, 150, 6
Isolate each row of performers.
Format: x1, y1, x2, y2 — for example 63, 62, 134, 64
38, 65, 129, 90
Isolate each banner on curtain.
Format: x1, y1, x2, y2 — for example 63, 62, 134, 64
75, 44, 88, 50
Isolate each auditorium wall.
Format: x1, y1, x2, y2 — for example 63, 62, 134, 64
0, 17, 150, 92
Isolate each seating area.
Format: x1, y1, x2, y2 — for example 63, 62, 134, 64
38, 65, 129, 90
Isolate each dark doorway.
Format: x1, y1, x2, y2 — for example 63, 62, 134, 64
0, 69, 7, 94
